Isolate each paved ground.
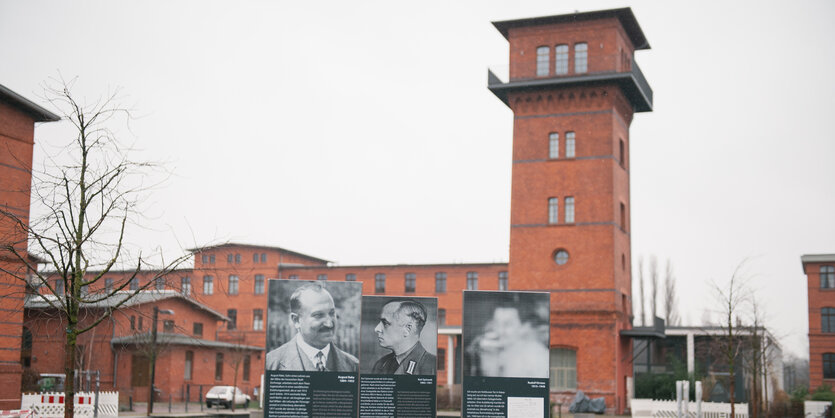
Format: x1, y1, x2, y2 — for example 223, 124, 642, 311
119, 401, 259, 417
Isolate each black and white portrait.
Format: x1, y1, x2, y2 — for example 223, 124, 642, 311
265, 280, 362, 372
360, 296, 438, 375
463, 291, 550, 378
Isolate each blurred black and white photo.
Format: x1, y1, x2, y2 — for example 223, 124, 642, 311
360, 296, 437, 375
463, 291, 550, 378
266, 280, 362, 372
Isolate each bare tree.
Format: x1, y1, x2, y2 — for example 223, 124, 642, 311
663, 258, 679, 326
223, 331, 252, 412
638, 256, 646, 326
712, 262, 750, 418
0, 78, 188, 418
650, 255, 659, 321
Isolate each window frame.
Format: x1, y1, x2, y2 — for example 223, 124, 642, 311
405, 273, 416, 293
555, 44, 569, 75
181, 277, 191, 296
825, 353, 835, 379
375, 273, 386, 294
565, 131, 576, 158
228, 275, 239, 295
253, 309, 264, 331
498, 271, 509, 291
549, 132, 559, 159
565, 197, 575, 223
227, 309, 237, 330
574, 42, 588, 74
466, 272, 478, 290
254, 274, 265, 295
822, 266, 835, 289
536, 46, 550, 76
203, 275, 214, 295
550, 348, 578, 390
435, 272, 447, 293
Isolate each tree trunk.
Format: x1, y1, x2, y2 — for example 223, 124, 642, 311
64, 332, 76, 418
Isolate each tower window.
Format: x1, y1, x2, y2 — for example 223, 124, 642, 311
554, 249, 570, 266
822, 266, 835, 288
551, 348, 577, 390
565, 132, 576, 158
565, 197, 575, 223
405, 273, 416, 293
498, 271, 508, 291
825, 353, 835, 379
555, 44, 569, 75
375, 273, 386, 293
549, 133, 559, 159
536, 46, 550, 76
574, 43, 588, 73
620, 202, 627, 231
466, 272, 478, 290
823, 308, 835, 333
619, 138, 625, 167
548, 198, 559, 224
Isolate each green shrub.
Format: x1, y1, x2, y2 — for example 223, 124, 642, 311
811, 384, 835, 403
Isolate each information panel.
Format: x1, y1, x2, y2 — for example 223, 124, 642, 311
462, 291, 550, 418
359, 296, 438, 418
264, 280, 362, 417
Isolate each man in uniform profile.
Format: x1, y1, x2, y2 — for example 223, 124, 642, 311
371, 299, 435, 375
265, 283, 358, 372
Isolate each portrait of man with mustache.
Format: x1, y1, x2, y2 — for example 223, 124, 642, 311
265, 283, 358, 372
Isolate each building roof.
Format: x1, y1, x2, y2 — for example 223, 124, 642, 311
801, 254, 835, 267
188, 242, 330, 264
24, 290, 229, 321
0, 83, 60, 122
280, 261, 508, 270
492, 7, 650, 50
111, 332, 263, 351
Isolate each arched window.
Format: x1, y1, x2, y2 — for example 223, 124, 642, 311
536, 46, 550, 76
555, 45, 569, 74
574, 43, 588, 73
823, 308, 835, 333
550, 348, 577, 390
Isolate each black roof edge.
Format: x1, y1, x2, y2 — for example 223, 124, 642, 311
492, 7, 650, 50
0, 84, 60, 122
187, 242, 330, 264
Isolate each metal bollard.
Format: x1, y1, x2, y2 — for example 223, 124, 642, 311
199, 386, 203, 412
168, 394, 172, 412
185, 385, 189, 413
129, 395, 133, 411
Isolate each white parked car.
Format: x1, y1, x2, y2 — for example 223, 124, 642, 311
205, 386, 250, 409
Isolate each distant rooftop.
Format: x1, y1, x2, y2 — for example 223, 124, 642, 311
492, 7, 650, 50
112, 332, 262, 351
188, 242, 330, 264
0, 83, 60, 122
25, 290, 228, 321
801, 254, 835, 265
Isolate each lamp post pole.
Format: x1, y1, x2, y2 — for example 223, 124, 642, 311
148, 307, 174, 414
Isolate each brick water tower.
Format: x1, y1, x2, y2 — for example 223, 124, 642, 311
489, 8, 652, 413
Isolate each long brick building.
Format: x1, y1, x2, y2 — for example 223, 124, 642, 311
13, 7, 654, 414
802, 254, 835, 390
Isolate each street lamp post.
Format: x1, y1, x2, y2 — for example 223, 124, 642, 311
148, 306, 174, 414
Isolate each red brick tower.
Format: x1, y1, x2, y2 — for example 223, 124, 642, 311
489, 9, 652, 413
0, 84, 59, 408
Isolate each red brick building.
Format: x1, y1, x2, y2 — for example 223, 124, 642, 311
16, 8, 653, 413
802, 254, 835, 390
0, 84, 58, 409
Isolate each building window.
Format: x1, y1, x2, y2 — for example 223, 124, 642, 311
202, 254, 208, 264
181, 277, 191, 296
619, 138, 625, 167
227, 309, 237, 330
555, 44, 569, 74
405, 273, 416, 293
550, 348, 577, 390
825, 353, 835, 379
499, 271, 508, 291
620, 202, 627, 231
154, 277, 164, 291
254, 274, 265, 295
346, 273, 356, 281
228, 275, 239, 295
574, 43, 588, 73
438, 308, 446, 325
138, 316, 143, 330
565, 131, 575, 158
243, 355, 251, 381
193, 322, 203, 337
209, 254, 215, 264
375, 273, 386, 294
438, 348, 446, 370
227, 254, 233, 263
823, 308, 835, 333
130, 316, 136, 330
253, 253, 259, 263
317, 274, 328, 281
105, 278, 113, 293
549, 133, 559, 159
822, 266, 835, 289
234, 254, 240, 264
253, 309, 264, 331
261, 253, 267, 263
203, 276, 214, 295
129, 277, 138, 291
548, 197, 559, 224
565, 197, 575, 223
215, 353, 224, 380
466, 272, 478, 290
536, 46, 550, 76
555, 249, 570, 266
289, 274, 298, 280
435, 272, 447, 293
163, 320, 174, 332
184, 351, 193, 380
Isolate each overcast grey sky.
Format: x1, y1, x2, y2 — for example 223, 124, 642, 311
2, 0, 833, 358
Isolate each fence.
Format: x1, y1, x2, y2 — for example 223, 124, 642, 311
805, 401, 832, 418
20, 392, 118, 417
632, 380, 748, 418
